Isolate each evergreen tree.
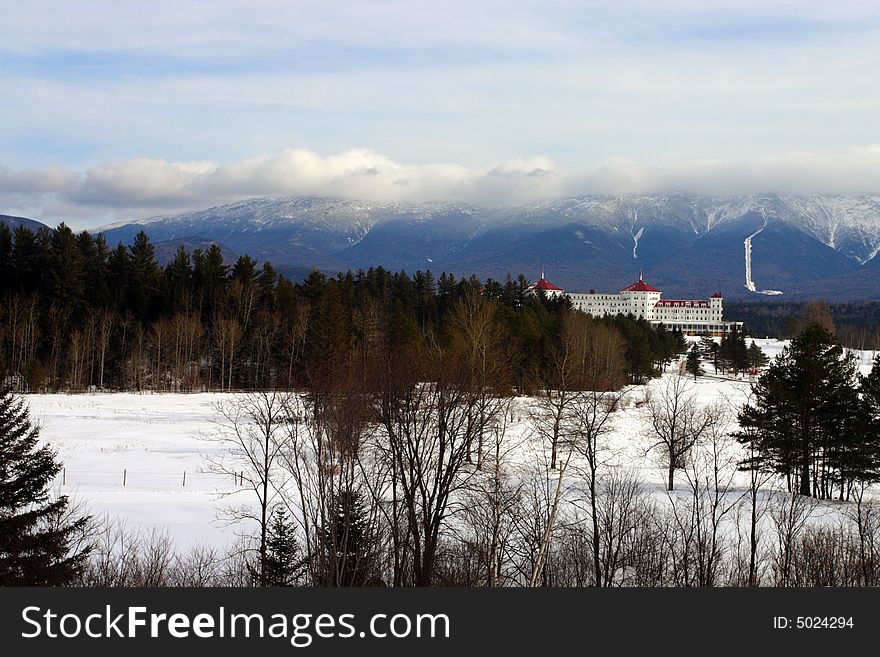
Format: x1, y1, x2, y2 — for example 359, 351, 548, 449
107, 242, 130, 308
700, 336, 720, 373
0, 223, 13, 295
747, 340, 769, 370
165, 246, 192, 310
0, 387, 90, 584
736, 324, 864, 498
127, 231, 160, 319
12, 225, 45, 292
78, 231, 111, 307
686, 343, 702, 378
48, 223, 85, 310
263, 506, 305, 586
855, 356, 880, 484
719, 326, 749, 375
320, 490, 377, 586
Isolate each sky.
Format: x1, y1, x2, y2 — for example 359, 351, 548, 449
1, 0, 880, 229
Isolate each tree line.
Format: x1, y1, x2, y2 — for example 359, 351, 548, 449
0, 222, 685, 393
728, 299, 880, 349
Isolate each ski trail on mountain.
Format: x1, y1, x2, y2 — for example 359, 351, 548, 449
743, 208, 765, 292
631, 209, 644, 261
744, 206, 782, 295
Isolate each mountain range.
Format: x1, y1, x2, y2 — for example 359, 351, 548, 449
9, 195, 880, 300
89, 194, 880, 301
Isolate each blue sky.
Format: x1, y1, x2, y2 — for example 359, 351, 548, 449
1, 0, 880, 228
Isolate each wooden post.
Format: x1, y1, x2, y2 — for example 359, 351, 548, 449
182, 470, 186, 487
62, 468, 66, 486
123, 469, 127, 487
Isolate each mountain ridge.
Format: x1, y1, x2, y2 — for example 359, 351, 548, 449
46, 193, 880, 300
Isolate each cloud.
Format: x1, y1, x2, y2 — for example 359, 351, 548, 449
0, 164, 78, 195
3, 2, 880, 180
3, 145, 880, 229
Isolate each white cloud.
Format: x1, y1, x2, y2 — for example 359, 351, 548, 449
3, 146, 880, 228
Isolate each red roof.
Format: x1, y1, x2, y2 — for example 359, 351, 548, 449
622, 278, 660, 293
530, 277, 563, 292
710, 293, 723, 298
655, 300, 709, 307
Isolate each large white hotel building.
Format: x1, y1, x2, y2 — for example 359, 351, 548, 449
528, 272, 743, 336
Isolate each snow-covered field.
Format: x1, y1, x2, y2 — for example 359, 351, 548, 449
29, 393, 243, 548
24, 339, 878, 549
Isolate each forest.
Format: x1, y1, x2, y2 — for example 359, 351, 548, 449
728, 300, 880, 349
0, 222, 685, 394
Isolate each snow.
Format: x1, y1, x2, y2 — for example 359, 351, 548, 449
743, 206, 783, 295
632, 226, 644, 259
27, 393, 244, 548
23, 339, 878, 550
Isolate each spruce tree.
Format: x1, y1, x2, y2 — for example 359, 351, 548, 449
0, 223, 14, 295
320, 490, 376, 586
686, 343, 702, 378
263, 506, 305, 586
127, 231, 160, 319
0, 387, 90, 585
747, 340, 769, 370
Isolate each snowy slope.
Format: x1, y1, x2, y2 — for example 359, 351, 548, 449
25, 339, 879, 549
91, 194, 880, 299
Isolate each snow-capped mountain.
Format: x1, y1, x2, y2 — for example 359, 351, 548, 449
92, 194, 880, 300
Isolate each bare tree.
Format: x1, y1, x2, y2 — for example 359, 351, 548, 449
647, 375, 717, 491
528, 419, 576, 587
95, 308, 115, 389
212, 316, 242, 391
461, 401, 523, 586
768, 491, 820, 586
845, 482, 880, 585
678, 405, 742, 586
570, 388, 627, 586
593, 468, 652, 586
372, 343, 489, 586
529, 313, 628, 586
447, 288, 509, 469
735, 420, 776, 586
279, 364, 382, 587
202, 391, 290, 584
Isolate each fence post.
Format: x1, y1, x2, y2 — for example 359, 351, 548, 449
62, 468, 66, 486
182, 470, 186, 487
123, 469, 127, 487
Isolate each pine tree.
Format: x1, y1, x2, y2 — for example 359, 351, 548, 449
855, 356, 880, 485
127, 231, 160, 319
0, 387, 90, 584
733, 329, 750, 374
263, 506, 305, 586
48, 223, 85, 311
747, 340, 769, 370
736, 324, 864, 498
699, 336, 719, 373
686, 343, 702, 378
